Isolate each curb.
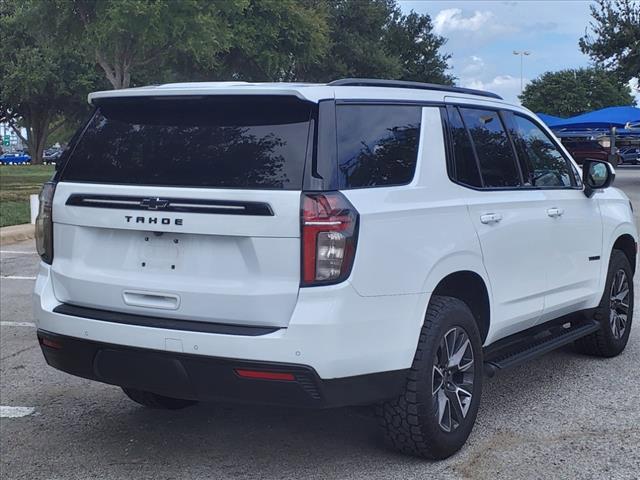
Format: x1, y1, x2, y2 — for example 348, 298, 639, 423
0, 224, 35, 245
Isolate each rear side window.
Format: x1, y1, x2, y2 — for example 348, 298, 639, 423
509, 115, 574, 187
447, 107, 482, 187
459, 108, 521, 188
60, 96, 313, 190
336, 105, 422, 188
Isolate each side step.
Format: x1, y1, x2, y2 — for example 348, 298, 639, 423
484, 319, 600, 376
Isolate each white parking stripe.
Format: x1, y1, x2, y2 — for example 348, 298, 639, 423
0, 406, 35, 418
0, 276, 36, 280
0, 321, 36, 327
0, 251, 37, 255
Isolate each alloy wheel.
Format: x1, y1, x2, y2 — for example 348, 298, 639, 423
609, 269, 630, 340
432, 327, 475, 433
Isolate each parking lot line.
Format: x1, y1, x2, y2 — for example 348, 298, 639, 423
0, 276, 36, 280
0, 251, 37, 255
0, 406, 35, 418
0, 321, 36, 327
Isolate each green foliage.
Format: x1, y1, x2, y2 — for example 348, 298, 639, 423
311, 0, 400, 80
51, 0, 244, 89
385, 10, 453, 84
519, 68, 636, 117
0, 0, 98, 163
303, 0, 453, 83
580, 0, 640, 83
219, 0, 329, 81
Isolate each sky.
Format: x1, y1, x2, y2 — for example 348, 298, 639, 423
398, 0, 640, 105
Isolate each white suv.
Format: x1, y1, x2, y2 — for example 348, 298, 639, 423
34, 79, 637, 459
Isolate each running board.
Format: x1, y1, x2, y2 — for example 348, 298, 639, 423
483, 319, 600, 376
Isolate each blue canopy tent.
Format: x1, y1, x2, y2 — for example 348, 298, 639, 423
536, 113, 566, 128
537, 107, 640, 161
551, 106, 640, 130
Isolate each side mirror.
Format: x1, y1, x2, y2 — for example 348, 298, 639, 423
583, 159, 615, 198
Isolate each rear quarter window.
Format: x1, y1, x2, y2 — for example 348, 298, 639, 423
60, 96, 313, 190
336, 105, 422, 189
459, 108, 521, 188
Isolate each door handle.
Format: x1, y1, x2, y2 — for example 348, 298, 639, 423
547, 207, 564, 218
480, 213, 503, 224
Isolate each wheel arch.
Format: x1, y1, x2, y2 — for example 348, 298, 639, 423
612, 233, 637, 274
431, 271, 491, 344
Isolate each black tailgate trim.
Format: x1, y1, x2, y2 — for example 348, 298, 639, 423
66, 194, 273, 216
53, 303, 280, 336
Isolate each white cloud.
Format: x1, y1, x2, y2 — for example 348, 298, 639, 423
461, 55, 486, 75
463, 75, 527, 104
433, 8, 494, 34
432, 7, 518, 48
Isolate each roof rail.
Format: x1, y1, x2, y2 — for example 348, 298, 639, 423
328, 78, 503, 100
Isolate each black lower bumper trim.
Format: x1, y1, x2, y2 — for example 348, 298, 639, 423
53, 303, 280, 336
37, 330, 408, 408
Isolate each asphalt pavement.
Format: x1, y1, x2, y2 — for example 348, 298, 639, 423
1, 167, 639, 480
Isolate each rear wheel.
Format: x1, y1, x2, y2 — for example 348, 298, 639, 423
575, 250, 634, 357
376, 296, 483, 459
122, 387, 198, 410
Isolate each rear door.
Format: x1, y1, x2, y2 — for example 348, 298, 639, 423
446, 106, 548, 339
51, 95, 315, 328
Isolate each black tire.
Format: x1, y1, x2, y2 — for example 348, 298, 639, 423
376, 296, 483, 459
575, 249, 634, 357
122, 387, 198, 410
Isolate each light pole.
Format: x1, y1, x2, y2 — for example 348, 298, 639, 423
513, 50, 530, 93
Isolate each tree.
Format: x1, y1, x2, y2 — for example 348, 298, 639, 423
519, 68, 635, 117
580, 0, 640, 84
51, 0, 244, 89
301, 0, 453, 83
0, 0, 97, 164
385, 10, 453, 84
218, 0, 329, 82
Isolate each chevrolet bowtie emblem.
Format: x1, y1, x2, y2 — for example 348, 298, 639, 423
140, 197, 170, 210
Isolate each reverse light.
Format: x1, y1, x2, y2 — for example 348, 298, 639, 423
301, 192, 359, 287
35, 182, 56, 265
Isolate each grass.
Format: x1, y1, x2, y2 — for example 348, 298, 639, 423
0, 165, 55, 227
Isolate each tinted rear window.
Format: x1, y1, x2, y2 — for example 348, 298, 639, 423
459, 108, 521, 188
61, 97, 313, 189
447, 106, 482, 187
336, 105, 422, 188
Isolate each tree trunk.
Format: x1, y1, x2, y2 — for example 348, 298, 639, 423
25, 106, 51, 165
96, 50, 132, 89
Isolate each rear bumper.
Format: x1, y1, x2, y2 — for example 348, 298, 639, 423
34, 262, 428, 381
37, 330, 407, 408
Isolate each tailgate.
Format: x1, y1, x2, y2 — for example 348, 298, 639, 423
51, 183, 301, 327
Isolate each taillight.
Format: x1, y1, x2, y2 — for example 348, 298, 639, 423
301, 192, 359, 287
35, 181, 55, 264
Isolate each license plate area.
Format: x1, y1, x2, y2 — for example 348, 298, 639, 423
139, 232, 181, 271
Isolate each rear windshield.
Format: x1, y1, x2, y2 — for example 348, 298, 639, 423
60, 96, 313, 190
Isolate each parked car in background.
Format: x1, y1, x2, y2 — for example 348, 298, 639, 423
619, 146, 639, 165
561, 139, 623, 166
0, 151, 31, 164
44, 148, 63, 163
